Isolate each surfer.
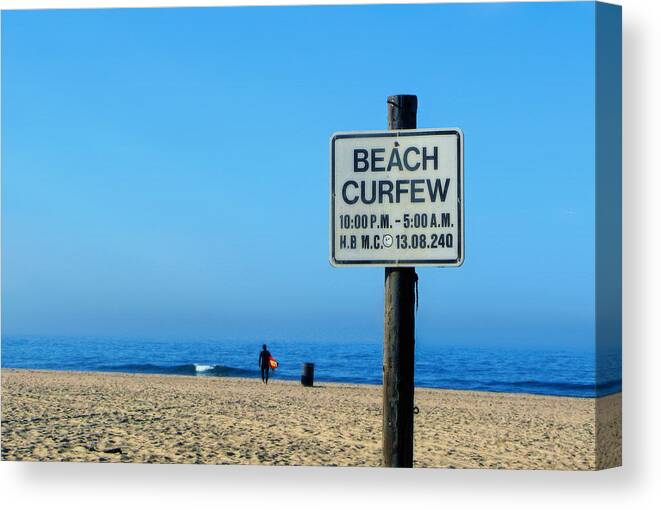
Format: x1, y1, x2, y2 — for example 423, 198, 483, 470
258, 344, 272, 384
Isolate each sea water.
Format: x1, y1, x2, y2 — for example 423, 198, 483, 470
1, 336, 621, 398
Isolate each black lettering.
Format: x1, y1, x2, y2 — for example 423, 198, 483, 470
427, 178, 450, 202
371, 148, 386, 171
395, 180, 409, 203
378, 180, 394, 203
360, 181, 377, 204
342, 180, 359, 205
422, 146, 438, 170
410, 179, 425, 203
403, 147, 420, 171
387, 147, 403, 171
353, 149, 369, 172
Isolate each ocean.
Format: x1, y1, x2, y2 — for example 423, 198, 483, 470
1, 336, 621, 398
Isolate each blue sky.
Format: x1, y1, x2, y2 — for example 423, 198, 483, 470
1, 3, 597, 348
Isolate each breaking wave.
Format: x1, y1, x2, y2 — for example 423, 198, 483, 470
97, 363, 259, 378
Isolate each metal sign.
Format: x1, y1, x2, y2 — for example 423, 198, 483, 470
330, 128, 464, 266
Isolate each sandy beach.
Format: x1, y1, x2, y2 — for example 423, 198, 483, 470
1, 369, 621, 469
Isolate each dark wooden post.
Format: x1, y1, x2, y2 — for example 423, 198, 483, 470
383, 94, 418, 468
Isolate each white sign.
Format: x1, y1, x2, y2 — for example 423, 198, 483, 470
330, 129, 463, 267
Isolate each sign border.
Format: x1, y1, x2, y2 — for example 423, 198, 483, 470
329, 128, 464, 267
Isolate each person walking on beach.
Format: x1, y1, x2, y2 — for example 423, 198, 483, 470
258, 344, 272, 384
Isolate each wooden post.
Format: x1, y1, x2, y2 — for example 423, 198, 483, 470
383, 94, 417, 468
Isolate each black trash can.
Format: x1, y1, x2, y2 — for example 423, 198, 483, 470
301, 362, 314, 387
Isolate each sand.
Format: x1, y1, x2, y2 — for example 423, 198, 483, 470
1, 369, 621, 469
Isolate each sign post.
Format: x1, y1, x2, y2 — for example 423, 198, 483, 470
329, 95, 463, 467
382, 94, 418, 468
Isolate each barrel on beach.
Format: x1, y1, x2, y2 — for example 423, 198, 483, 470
301, 363, 314, 387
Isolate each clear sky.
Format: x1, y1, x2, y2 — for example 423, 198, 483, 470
1, 3, 597, 349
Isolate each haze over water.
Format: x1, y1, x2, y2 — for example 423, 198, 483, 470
2, 336, 620, 398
